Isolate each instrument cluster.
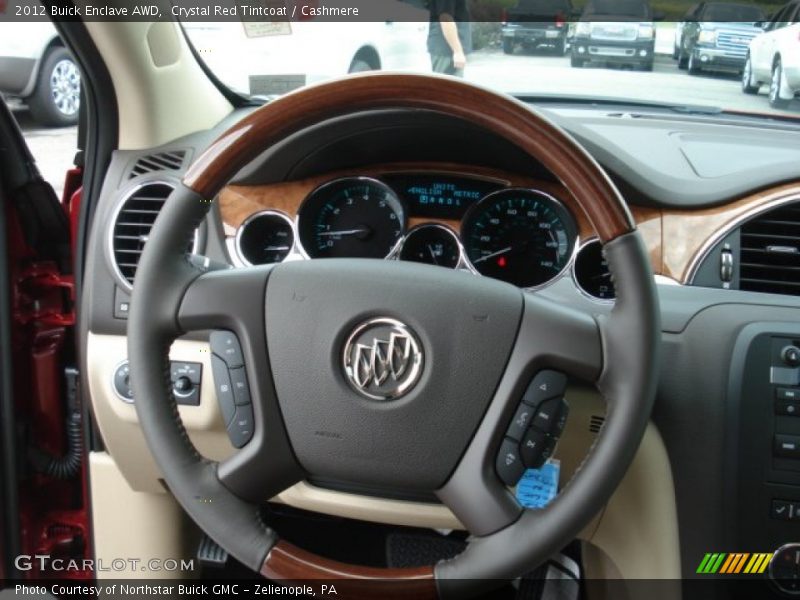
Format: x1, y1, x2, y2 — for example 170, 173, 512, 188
234, 173, 589, 292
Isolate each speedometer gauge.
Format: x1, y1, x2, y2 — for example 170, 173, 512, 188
461, 189, 577, 288
297, 177, 405, 259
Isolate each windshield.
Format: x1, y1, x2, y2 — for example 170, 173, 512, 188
585, 0, 650, 17
181, 0, 799, 119
703, 3, 766, 20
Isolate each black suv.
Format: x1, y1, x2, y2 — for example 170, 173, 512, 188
501, 0, 575, 55
676, 2, 766, 75
570, 0, 659, 70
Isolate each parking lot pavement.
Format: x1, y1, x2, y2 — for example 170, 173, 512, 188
465, 49, 800, 117
13, 108, 78, 199
13, 51, 798, 200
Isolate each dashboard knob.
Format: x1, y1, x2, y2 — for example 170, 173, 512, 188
782, 346, 800, 367
173, 376, 193, 395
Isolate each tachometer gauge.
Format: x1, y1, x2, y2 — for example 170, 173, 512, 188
297, 177, 405, 259
399, 224, 462, 269
461, 189, 577, 288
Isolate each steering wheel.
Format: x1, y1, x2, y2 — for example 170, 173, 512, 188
128, 74, 659, 598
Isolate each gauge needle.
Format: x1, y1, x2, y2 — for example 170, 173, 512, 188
427, 244, 439, 266
264, 245, 290, 252
318, 228, 369, 237
473, 246, 512, 264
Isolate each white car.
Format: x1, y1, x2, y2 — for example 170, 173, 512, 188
742, 0, 800, 108
183, 3, 430, 97
0, 22, 81, 126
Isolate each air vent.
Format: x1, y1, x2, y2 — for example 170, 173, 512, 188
589, 415, 605, 434
740, 201, 800, 296
111, 182, 195, 288
128, 150, 186, 179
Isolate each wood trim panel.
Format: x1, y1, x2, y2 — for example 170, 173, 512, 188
185, 73, 634, 241
261, 541, 437, 599
661, 183, 800, 282
218, 161, 664, 273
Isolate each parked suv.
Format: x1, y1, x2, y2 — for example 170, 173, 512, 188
570, 0, 660, 70
501, 0, 575, 55
677, 2, 766, 75
742, 0, 800, 108
0, 23, 80, 127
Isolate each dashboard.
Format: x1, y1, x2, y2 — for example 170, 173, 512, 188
81, 100, 800, 586
224, 168, 603, 294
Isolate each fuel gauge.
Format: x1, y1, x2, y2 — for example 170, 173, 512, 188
235, 211, 295, 265
399, 224, 462, 269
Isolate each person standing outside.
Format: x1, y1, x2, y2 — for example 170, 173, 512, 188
427, 0, 472, 77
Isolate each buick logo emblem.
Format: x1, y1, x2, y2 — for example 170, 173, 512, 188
343, 318, 423, 400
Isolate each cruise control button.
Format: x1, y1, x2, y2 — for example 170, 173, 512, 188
229, 367, 251, 406
496, 438, 525, 486
523, 370, 567, 407
520, 429, 548, 468
227, 404, 254, 448
533, 397, 566, 433
210, 331, 244, 368
210, 356, 236, 426
506, 403, 534, 441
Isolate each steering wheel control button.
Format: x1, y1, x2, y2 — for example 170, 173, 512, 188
496, 438, 526, 486
342, 317, 423, 401
229, 367, 252, 406
520, 429, 548, 469
113, 362, 134, 403
523, 370, 567, 407
211, 356, 236, 426
210, 330, 244, 368
532, 397, 567, 434
227, 404, 255, 448
506, 404, 534, 441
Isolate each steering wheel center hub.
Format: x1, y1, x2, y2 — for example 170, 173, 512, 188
343, 317, 424, 401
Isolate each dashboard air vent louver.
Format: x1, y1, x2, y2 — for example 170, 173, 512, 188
740, 201, 800, 296
128, 150, 186, 179
111, 182, 175, 287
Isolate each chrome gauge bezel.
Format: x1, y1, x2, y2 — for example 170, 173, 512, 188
295, 176, 407, 260
394, 223, 467, 270
234, 209, 297, 266
571, 237, 616, 304
459, 187, 580, 292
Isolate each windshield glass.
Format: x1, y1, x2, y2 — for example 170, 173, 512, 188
181, 0, 799, 118
703, 3, 766, 20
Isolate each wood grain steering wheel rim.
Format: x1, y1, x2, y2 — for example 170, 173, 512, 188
128, 74, 658, 598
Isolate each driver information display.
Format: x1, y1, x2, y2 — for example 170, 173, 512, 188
383, 174, 502, 219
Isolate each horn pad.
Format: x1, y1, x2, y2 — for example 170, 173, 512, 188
265, 259, 523, 491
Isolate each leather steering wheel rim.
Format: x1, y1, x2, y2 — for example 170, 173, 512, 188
127, 73, 660, 598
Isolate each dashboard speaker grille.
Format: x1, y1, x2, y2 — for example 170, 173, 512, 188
740, 201, 800, 296
128, 150, 186, 179
111, 182, 175, 287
